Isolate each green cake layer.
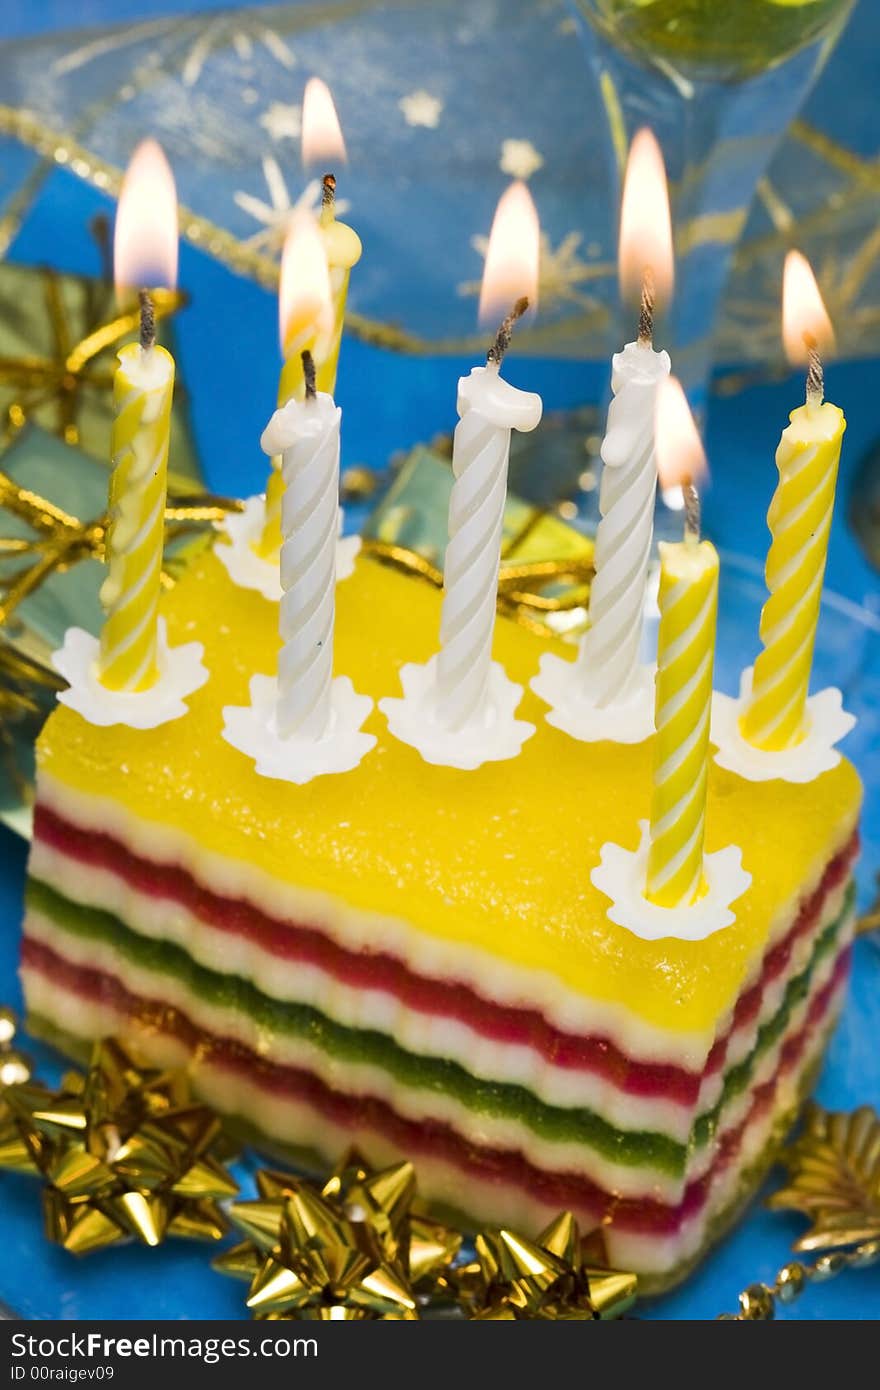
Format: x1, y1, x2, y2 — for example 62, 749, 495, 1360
25, 875, 854, 1177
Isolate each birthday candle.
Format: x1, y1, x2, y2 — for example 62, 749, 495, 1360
275, 175, 361, 407
433, 183, 542, 731
98, 140, 178, 693
739, 252, 845, 752
645, 378, 718, 910
256, 210, 338, 562
577, 128, 672, 707
314, 174, 361, 389
258, 79, 361, 560
261, 353, 341, 742
434, 331, 543, 729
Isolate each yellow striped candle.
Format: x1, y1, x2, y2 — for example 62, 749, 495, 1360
98, 139, 178, 693
315, 176, 362, 393
646, 536, 719, 907
303, 80, 361, 399
645, 376, 717, 909
739, 252, 845, 752
98, 336, 174, 691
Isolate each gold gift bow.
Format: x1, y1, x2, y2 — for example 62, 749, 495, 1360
0, 1030, 239, 1255
215, 1150, 636, 1320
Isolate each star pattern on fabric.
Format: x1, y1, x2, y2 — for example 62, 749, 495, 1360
234, 160, 348, 257
260, 102, 303, 143
460, 230, 610, 313
398, 91, 443, 129
182, 20, 296, 89
49, 19, 176, 78
12, 9, 880, 366
499, 138, 544, 180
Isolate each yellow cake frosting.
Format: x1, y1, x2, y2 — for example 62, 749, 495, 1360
36, 548, 862, 1038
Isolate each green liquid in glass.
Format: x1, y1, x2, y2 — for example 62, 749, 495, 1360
583, 0, 853, 79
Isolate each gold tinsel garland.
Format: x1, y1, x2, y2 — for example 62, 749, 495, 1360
719, 1104, 880, 1319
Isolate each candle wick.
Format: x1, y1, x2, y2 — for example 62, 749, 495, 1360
138, 289, 156, 353
805, 333, 824, 408
638, 267, 655, 347
320, 172, 336, 225
486, 296, 529, 368
301, 349, 317, 401
682, 478, 701, 544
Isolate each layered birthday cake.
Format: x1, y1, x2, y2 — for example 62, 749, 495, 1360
21, 548, 861, 1291
15, 110, 861, 1301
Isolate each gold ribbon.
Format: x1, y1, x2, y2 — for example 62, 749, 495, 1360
0, 472, 590, 642
0, 286, 182, 395
0, 269, 186, 460
0, 467, 243, 629
360, 537, 594, 639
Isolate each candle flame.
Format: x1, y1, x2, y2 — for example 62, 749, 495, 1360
782, 249, 834, 365
302, 77, 347, 169
278, 210, 333, 355
654, 376, 706, 491
114, 139, 178, 296
478, 181, 540, 328
618, 128, 673, 312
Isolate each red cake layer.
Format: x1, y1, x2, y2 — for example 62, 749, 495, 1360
34, 803, 858, 1108
21, 933, 850, 1239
